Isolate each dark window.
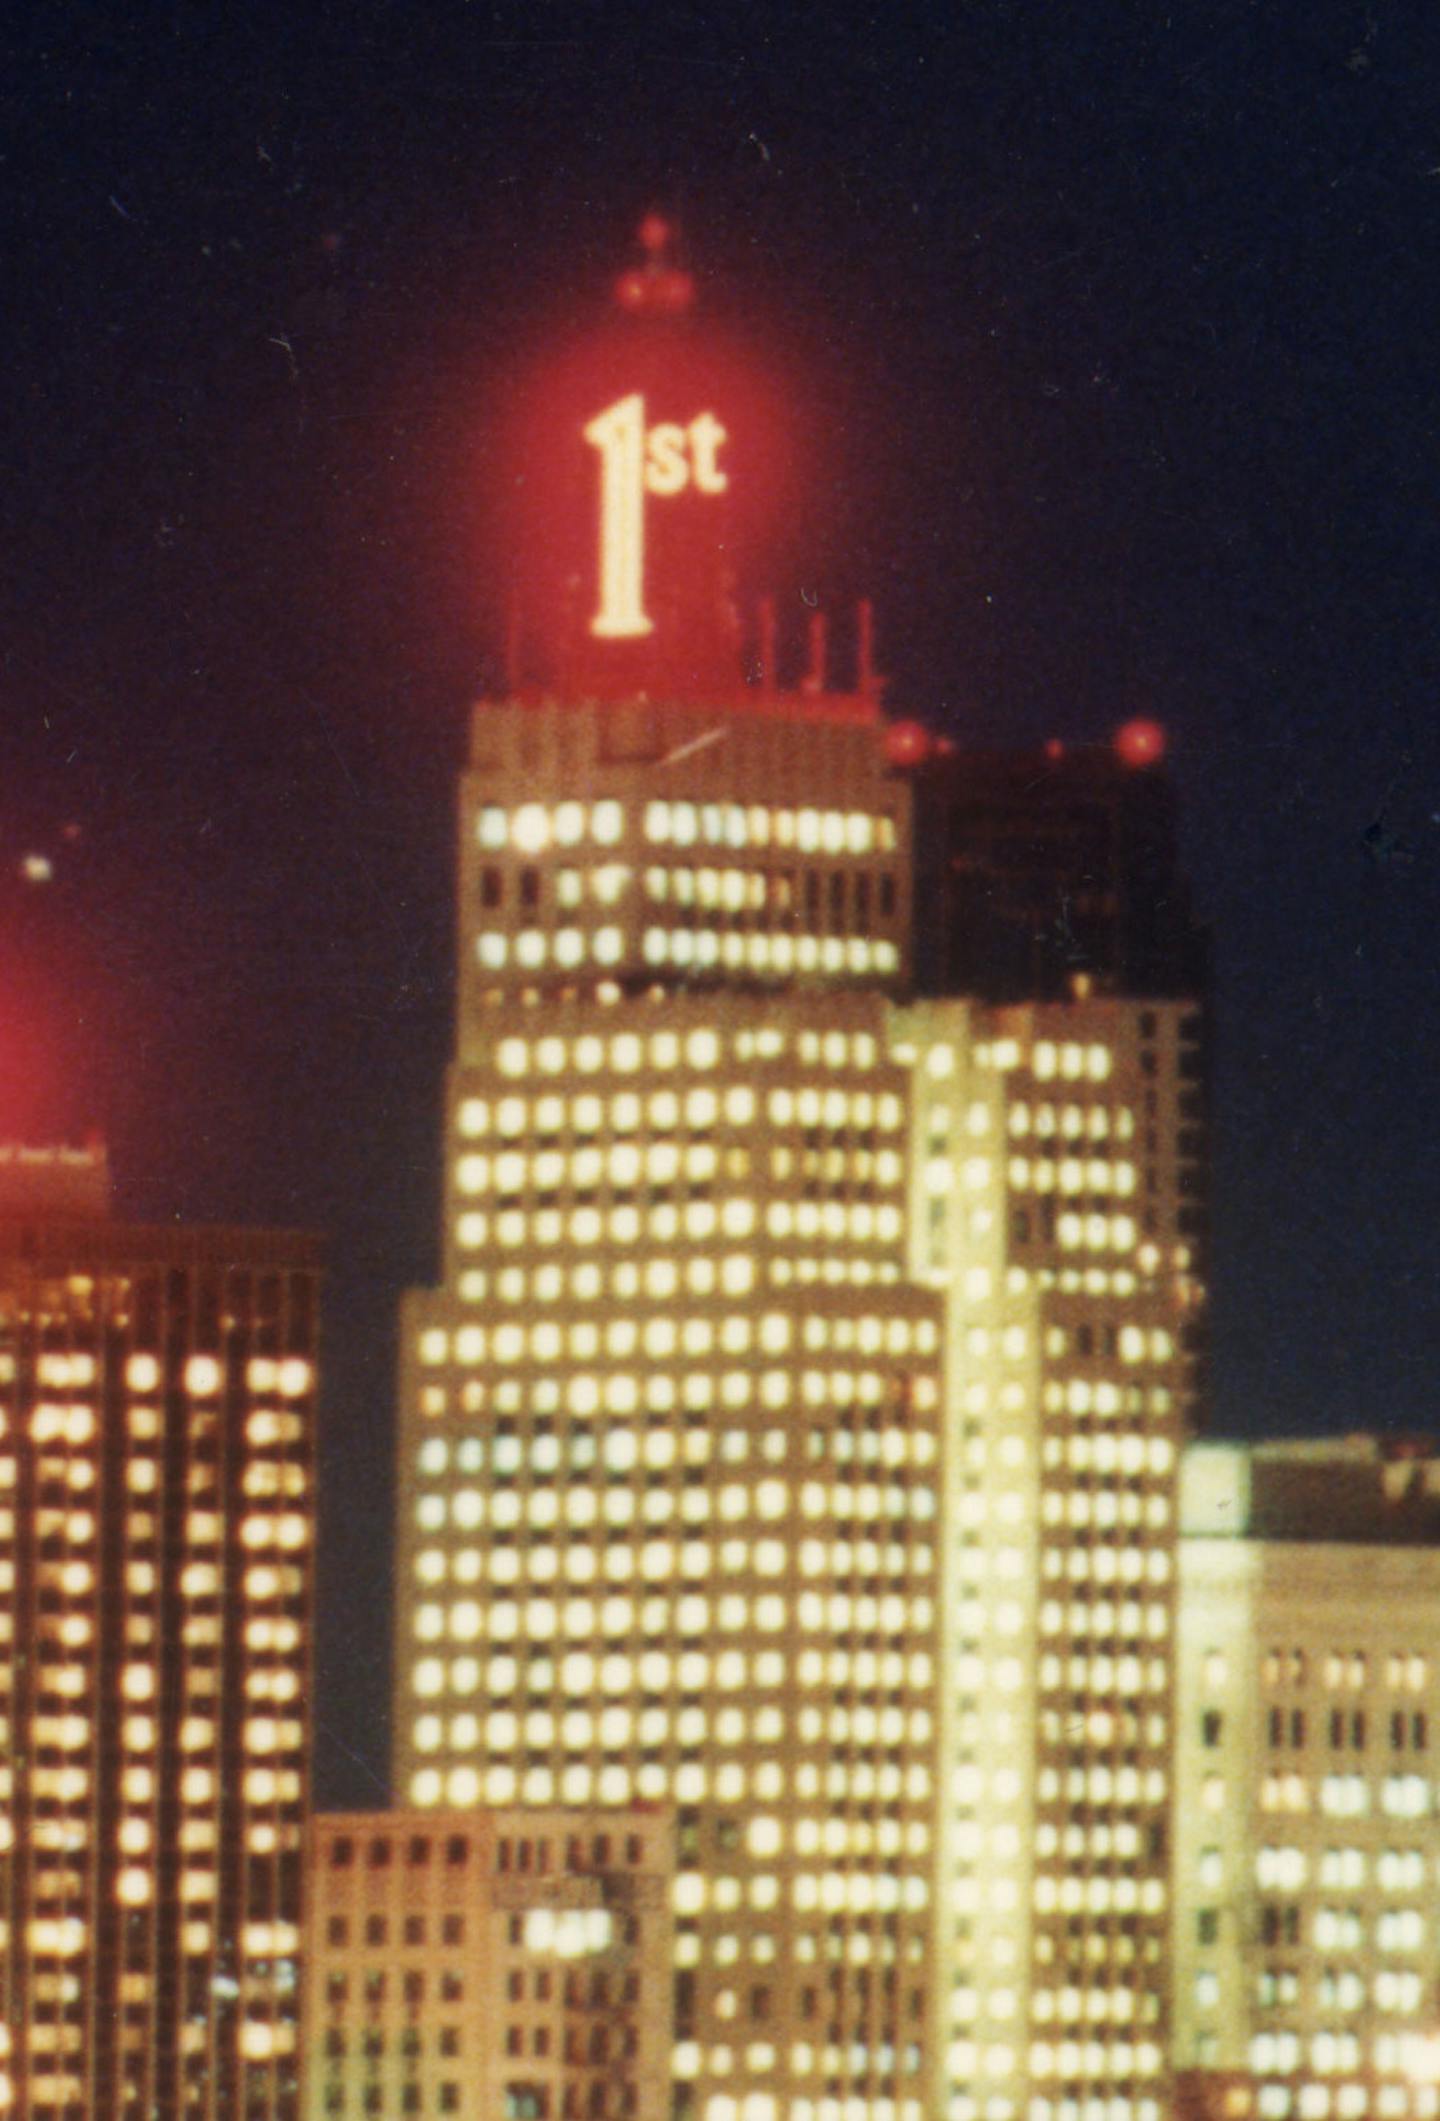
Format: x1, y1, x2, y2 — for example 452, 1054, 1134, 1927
1197, 1910, 1218, 1945
326, 1916, 348, 1946
408, 1836, 431, 1866
365, 1916, 387, 1947
404, 1916, 424, 1947
368, 1839, 391, 1869
330, 1838, 354, 1869
442, 1914, 465, 1945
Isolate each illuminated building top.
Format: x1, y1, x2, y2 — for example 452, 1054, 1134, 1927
505, 219, 831, 707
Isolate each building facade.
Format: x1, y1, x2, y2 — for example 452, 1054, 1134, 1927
302, 1807, 674, 2121
0, 1149, 319, 2121
391, 687, 1205, 2121
1175, 1439, 1440, 2121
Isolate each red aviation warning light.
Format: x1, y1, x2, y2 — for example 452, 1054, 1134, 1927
614, 213, 695, 315
1114, 717, 1167, 768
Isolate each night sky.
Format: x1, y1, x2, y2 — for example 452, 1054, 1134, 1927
2, 2, 1437, 1807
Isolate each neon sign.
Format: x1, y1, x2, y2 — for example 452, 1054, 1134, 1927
583, 393, 728, 639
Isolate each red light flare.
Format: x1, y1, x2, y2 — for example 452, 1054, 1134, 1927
884, 719, 934, 766
1114, 717, 1167, 768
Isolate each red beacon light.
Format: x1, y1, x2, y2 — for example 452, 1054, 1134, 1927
885, 719, 934, 767
1114, 717, 1167, 769
614, 213, 694, 313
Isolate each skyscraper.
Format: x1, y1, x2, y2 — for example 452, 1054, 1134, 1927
0, 1143, 319, 2121
391, 230, 1206, 2121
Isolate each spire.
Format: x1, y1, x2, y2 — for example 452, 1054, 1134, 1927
613, 212, 695, 315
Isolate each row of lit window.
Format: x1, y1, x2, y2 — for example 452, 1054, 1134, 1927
1246, 2032, 1440, 2076
415, 1470, 929, 1528
413, 1517, 929, 1583
481, 1038, 903, 1093
641, 930, 900, 977
409, 1760, 919, 1811
1008, 1102, 1134, 1141
700, 2097, 925, 2121
420, 1313, 930, 1369
958, 1986, 1142, 2029
463, 1099, 904, 1151
448, 1257, 905, 1310
1007, 1158, 1137, 1197
455, 1153, 789, 1202
1247, 1774, 1438, 1820
475, 799, 897, 857
464, 1083, 760, 1134
411, 1636, 930, 1700
455, 1203, 904, 1257
413, 1699, 932, 1760
1262, 1650, 1429, 1692
946, 2037, 1161, 2081
1244, 1847, 1434, 1892
639, 864, 894, 917
414, 1424, 926, 1479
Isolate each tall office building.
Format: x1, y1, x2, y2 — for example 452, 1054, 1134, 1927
0, 1143, 319, 2121
392, 231, 1205, 2121
1175, 1439, 1440, 2121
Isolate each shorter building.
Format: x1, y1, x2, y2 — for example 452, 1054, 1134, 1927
302, 1808, 674, 2121
1174, 1437, 1440, 2121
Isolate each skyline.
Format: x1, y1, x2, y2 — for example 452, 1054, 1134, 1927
1, 2, 1436, 1807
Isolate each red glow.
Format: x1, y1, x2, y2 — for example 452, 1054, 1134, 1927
885, 719, 934, 766
639, 213, 672, 255
501, 296, 790, 700
1114, 717, 1167, 768
1044, 737, 1066, 761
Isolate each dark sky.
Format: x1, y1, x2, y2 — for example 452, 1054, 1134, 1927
1, 1, 1437, 1806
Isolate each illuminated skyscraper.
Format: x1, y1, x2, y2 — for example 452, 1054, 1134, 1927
391, 230, 1205, 2121
0, 1144, 319, 2121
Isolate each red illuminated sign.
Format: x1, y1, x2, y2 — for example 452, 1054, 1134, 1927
583, 394, 729, 639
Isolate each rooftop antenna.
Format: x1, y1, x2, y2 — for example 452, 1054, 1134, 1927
803, 609, 828, 695
857, 598, 880, 700
757, 596, 777, 694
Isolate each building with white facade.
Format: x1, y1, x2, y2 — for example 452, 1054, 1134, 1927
1175, 1438, 1440, 2121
